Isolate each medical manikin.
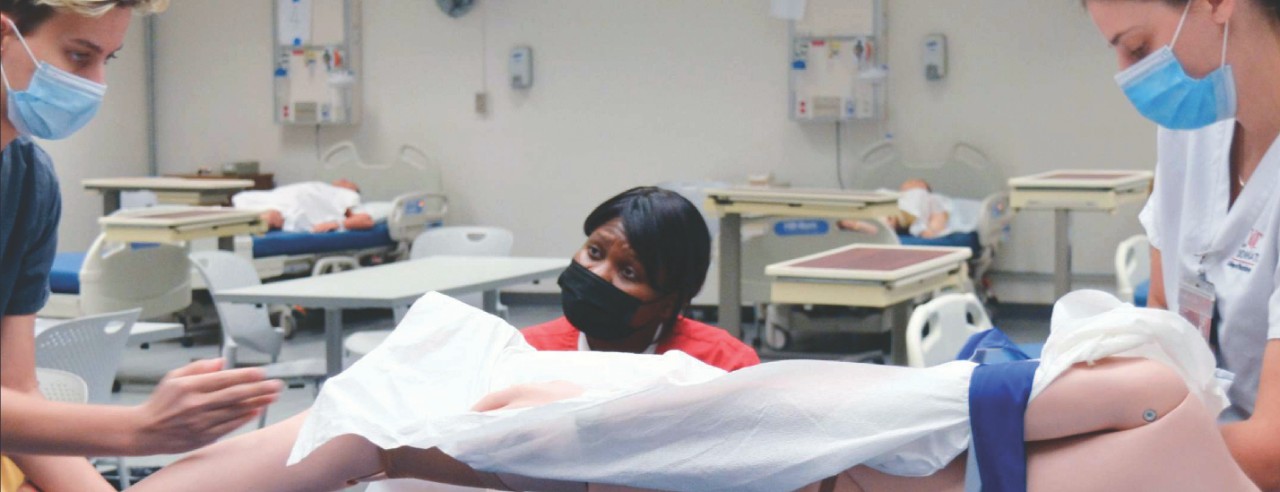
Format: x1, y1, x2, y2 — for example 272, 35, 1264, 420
129, 292, 1260, 492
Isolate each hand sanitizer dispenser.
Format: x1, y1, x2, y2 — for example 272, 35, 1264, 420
510, 46, 533, 89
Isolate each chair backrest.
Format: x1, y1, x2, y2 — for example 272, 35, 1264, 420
905, 293, 993, 368
410, 226, 514, 260
189, 251, 282, 359
79, 234, 191, 319
1115, 235, 1151, 304
35, 309, 139, 403
36, 368, 89, 404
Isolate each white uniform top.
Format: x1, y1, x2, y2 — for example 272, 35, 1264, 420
232, 182, 361, 233
1140, 119, 1280, 421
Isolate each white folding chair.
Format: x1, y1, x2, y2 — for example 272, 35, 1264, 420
904, 293, 993, 368
1116, 235, 1151, 304
36, 368, 89, 404
344, 226, 516, 359
35, 309, 139, 488
190, 251, 326, 427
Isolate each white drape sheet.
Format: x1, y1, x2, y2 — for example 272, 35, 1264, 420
289, 291, 1226, 492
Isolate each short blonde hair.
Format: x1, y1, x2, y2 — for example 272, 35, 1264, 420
34, 0, 168, 15
1, 0, 166, 33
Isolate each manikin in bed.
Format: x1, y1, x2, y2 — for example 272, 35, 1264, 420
231, 179, 378, 233
839, 179, 981, 244
128, 291, 1261, 492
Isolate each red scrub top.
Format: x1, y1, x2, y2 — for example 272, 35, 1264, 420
521, 316, 760, 372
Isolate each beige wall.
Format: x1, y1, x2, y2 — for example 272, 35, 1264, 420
41, 22, 151, 252
151, 0, 1158, 301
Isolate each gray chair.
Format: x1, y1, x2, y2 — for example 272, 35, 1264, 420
190, 251, 327, 427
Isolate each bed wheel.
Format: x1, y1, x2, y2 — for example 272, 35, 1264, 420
180, 336, 195, 348
280, 311, 297, 340
765, 325, 791, 351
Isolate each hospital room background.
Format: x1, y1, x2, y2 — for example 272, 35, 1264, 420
28, 0, 1163, 486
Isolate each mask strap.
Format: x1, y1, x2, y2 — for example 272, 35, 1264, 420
1220, 21, 1230, 67
1, 17, 39, 90
1170, 1, 1194, 48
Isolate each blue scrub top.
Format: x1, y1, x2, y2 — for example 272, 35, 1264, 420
1, 137, 61, 316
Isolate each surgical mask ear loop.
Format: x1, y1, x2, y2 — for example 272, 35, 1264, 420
1170, 2, 1231, 71
1, 17, 39, 91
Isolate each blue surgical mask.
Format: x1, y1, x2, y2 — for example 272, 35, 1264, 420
1, 18, 107, 140
1114, 3, 1235, 130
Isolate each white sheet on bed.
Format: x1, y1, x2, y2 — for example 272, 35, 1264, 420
289, 291, 1226, 492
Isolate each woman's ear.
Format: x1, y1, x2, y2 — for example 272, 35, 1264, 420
1206, 0, 1237, 25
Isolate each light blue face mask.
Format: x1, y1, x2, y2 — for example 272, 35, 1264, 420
1, 18, 107, 140
1114, 2, 1235, 131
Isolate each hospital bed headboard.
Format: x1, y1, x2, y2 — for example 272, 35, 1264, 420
320, 141, 444, 202
854, 141, 1006, 199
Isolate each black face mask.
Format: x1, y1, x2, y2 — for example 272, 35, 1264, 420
558, 261, 646, 342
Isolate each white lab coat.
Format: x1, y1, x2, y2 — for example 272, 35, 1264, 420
1139, 119, 1280, 421
231, 182, 361, 233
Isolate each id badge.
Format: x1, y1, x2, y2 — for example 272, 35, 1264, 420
1178, 276, 1216, 342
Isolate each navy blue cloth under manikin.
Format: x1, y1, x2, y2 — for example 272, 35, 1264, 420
898, 231, 981, 257
955, 328, 1032, 365
956, 329, 1039, 492
968, 359, 1040, 492
251, 221, 394, 258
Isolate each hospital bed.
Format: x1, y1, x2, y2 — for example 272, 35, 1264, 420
227, 141, 449, 279
852, 141, 1015, 297
41, 208, 267, 320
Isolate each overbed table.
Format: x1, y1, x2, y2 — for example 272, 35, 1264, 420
765, 244, 972, 365
98, 207, 267, 249
215, 256, 567, 377
704, 187, 900, 338
1008, 170, 1153, 299
84, 177, 255, 215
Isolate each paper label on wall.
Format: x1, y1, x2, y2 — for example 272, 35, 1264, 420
311, 0, 346, 45
278, 0, 313, 46
795, 0, 874, 36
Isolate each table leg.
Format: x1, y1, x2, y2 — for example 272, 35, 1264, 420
718, 213, 743, 339
103, 191, 121, 215
1053, 209, 1072, 300
325, 308, 343, 377
217, 236, 234, 251
482, 290, 498, 314
886, 302, 910, 366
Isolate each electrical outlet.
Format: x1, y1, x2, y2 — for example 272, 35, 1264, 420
475, 92, 489, 115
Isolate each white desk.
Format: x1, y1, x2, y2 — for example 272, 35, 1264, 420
35, 319, 185, 347
704, 187, 900, 338
216, 256, 567, 377
1009, 170, 1153, 298
765, 244, 971, 365
98, 207, 267, 247
84, 177, 254, 215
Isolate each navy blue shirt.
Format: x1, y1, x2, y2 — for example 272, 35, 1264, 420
1, 137, 61, 316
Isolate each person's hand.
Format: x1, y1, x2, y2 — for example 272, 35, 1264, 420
312, 221, 341, 233
129, 359, 283, 454
471, 381, 585, 412
837, 220, 878, 235
342, 213, 375, 231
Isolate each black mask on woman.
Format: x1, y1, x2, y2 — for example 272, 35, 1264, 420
557, 261, 649, 342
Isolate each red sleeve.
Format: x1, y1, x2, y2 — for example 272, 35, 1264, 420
520, 316, 581, 351
660, 318, 760, 372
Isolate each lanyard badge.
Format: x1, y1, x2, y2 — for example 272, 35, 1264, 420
1178, 268, 1216, 342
